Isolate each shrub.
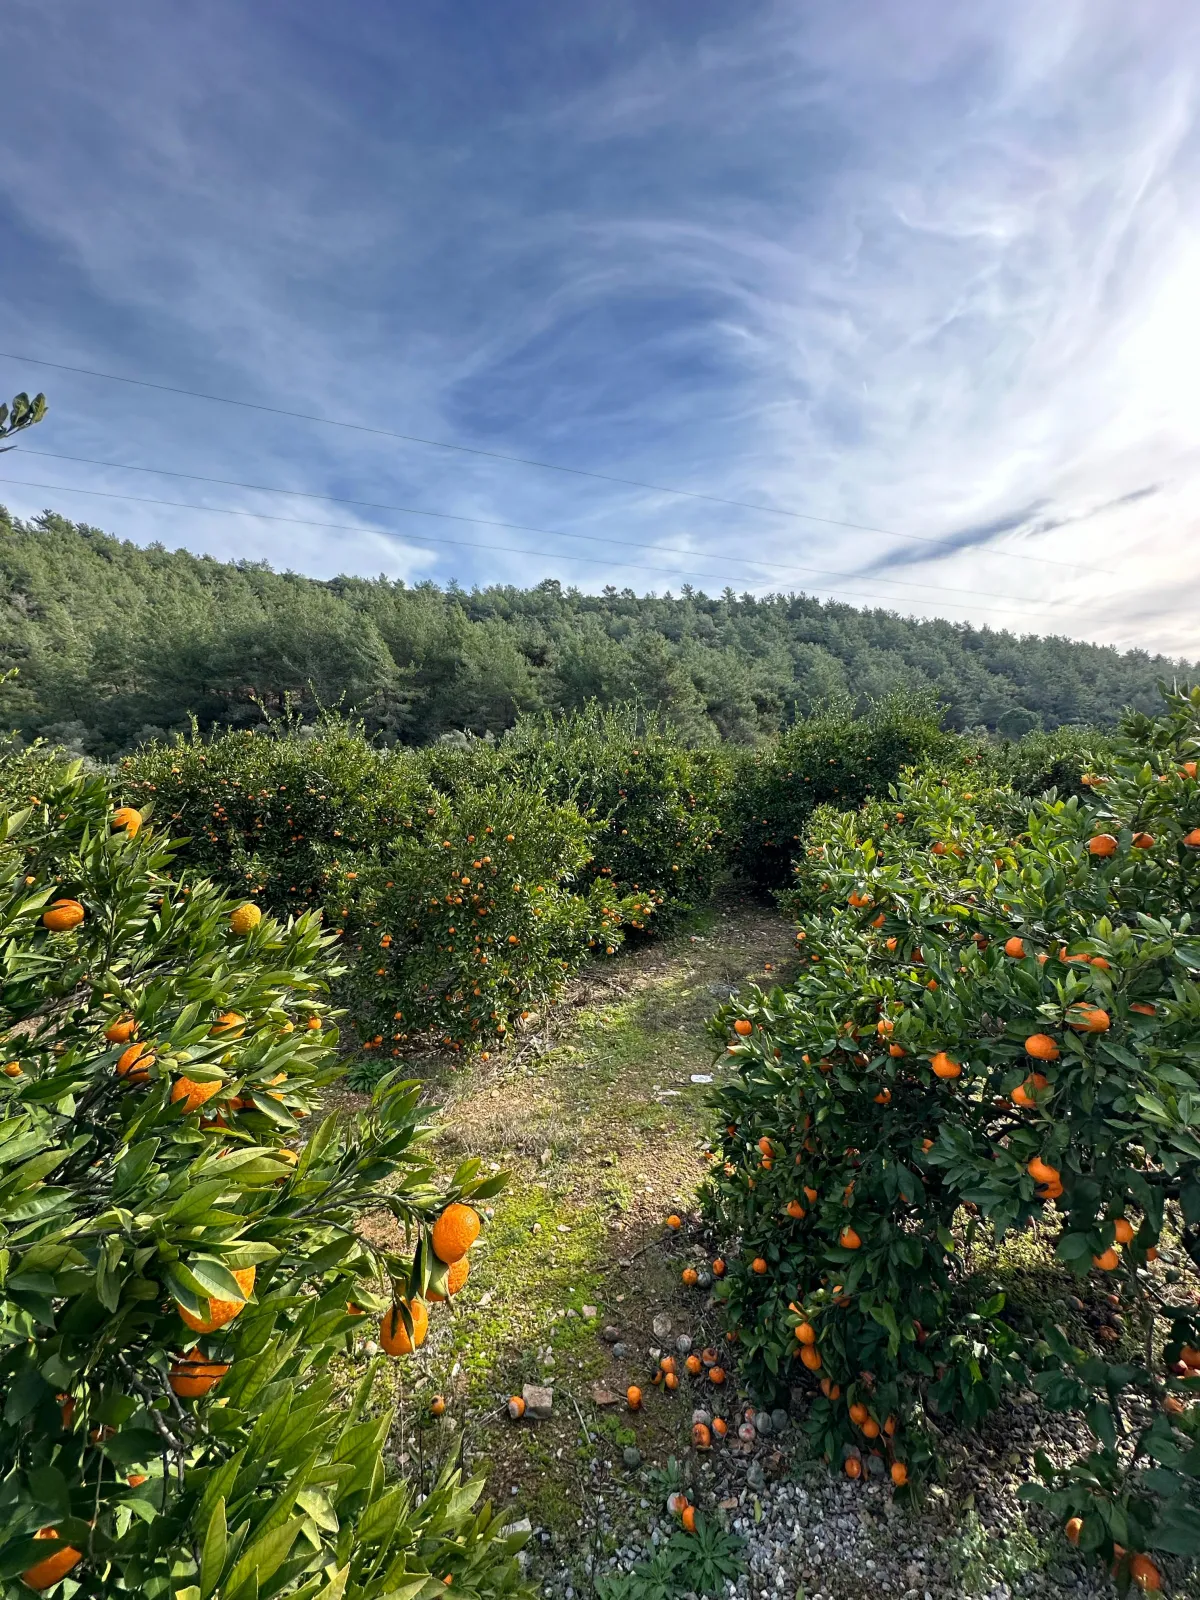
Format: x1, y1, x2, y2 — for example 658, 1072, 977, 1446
702, 687, 1200, 1584
0, 757, 526, 1597
725, 695, 953, 891
123, 723, 640, 1052
496, 704, 730, 926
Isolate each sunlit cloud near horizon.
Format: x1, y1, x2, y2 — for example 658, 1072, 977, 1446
1, 0, 1198, 658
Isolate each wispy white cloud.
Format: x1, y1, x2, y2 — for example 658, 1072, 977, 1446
0, 0, 1198, 654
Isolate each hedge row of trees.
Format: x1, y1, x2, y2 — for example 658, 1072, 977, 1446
2, 508, 1194, 755
705, 687, 1200, 1591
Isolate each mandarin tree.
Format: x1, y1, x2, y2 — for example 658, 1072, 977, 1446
703, 686, 1200, 1584
0, 756, 525, 1598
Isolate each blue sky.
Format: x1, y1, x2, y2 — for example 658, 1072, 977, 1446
2, 0, 1199, 653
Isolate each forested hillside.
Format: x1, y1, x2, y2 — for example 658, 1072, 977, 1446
2, 505, 1192, 754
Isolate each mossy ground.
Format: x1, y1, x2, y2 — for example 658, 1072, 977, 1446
337, 896, 799, 1538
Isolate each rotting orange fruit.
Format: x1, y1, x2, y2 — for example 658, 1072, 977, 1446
179, 1265, 256, 1334
691, 1421, 711, 1449
171, 1076, 224, 1114
43, 899, 84, 931
169, 1349, 229, 1398
1025, 1033, 1060, 1061
380, 1299, 429, 1356
508, 1395, 526, 1419
21, 1530, 82, 1591
431, 1203, 481, 1264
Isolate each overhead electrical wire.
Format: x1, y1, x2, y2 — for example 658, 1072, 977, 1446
13, 447, 1083, 616
0, 471, 1074, 627
0, 349, 1097, 572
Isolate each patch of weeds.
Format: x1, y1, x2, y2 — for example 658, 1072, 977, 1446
946, 1507, 1048, 1595
344, 1054, 392, 1092
596, 1521, 745, 1600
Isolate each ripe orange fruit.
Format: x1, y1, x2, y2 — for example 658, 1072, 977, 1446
169, 1349, 229, 1398
888, 1042, 906, 1057
1027, 1156, 1060, 1186
849, 1401, 869, 1424
890, 1462, 908, 1486
1129, 1554, 1161, 1591
1093, 1247, 1120, 1271
229, 903, 262, 935
751, 1257, 768, 1274
1113, 1218, 1135, 1245
210, 1011, 245, 1036
799, 1346, 822, 1371
428, 1257, 471, 1302
681, 1267, 699, 1286
796, 1321, 816, 1345
1004, 936, 1026, 958
1130, 1002, 1156, 1016
431, 1396, 447, 1417
660, 1355, 677, 1375
43, 899, 84, 931
171, 1076, 224, 1114
861, 1417, 880, 1438
626, 1385, 643, 1409
839, 1227, 862, 1250
883, 1414, 896, 1436
2, 1061, 21, 1078
112, 806, 142, 836
664, 1371, 679, 1390
105, 1016, 137, 1043
1069, 1007, 1110, 1033
666, 1213, 682, 1230
686, 1354, 702, 1375
757, 1135, 773, 1157
681, 1505, 697, 1533
1088, 834, 1118, 856
1012, 1073, 1049, 1108
844, 1456, 862, 1478
508, 1395, 526, 1419
873, 1088, 892, 1105
116, 1042, 154, 1084
1025, 1033, 1060, 1061
733, 1019, 753, 1036
712, 1416, 727, 1436
1132, 832, 1155, 849
711, 1258, 725, 1276
380, 1299, 429, 1356
803, 1185, 818, 1204
1184, 827, 1200, 848
179, 1265, 256, 1333
709, 1366, 727, 1384
787, 1199, 806, 1219
929, 1051, 961, 1080
1065, 1517, 1083, 1546
431, 1203, 481, 1263
21, 1531, 82, 1590
1180, 1344, 1200, 1369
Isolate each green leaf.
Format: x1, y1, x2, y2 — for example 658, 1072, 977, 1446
201, 1498, 228, 1599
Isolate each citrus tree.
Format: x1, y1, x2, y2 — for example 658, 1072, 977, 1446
0, 756, 526, 1597
703, 686, 1200, 1592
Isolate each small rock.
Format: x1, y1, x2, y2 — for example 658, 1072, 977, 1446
719, 1496, 739, 1511
652, 1313, 672, 1341
601, 1325, 621, 1344
690, 1073, 713, 1084
522, 1384, 554, 1420
746, 1459, 766, 1491
865, 1453, 886, 1478
612, 1342, 628, 1359
590, 1384, 621, 1407
582, 1305, 598, 1319
692, 1408, 712, 1426
623, 1447, 642, 1468
363, 1340, 380, 1356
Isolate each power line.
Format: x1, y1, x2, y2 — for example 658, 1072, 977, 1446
14, 446, 1084, 616
0, 349, 1096, 572
0, 473, 1064, 627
